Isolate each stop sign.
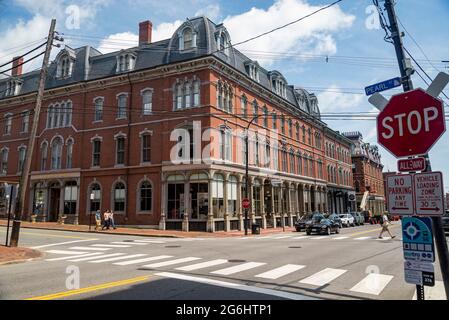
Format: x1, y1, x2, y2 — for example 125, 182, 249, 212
377, 88, 446, 158
242, 198, 250, 209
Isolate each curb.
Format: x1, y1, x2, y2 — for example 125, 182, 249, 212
0, 250, 44, 266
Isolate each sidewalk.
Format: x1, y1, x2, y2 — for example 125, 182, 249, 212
0, 245, 42, 265
0, 219, 296, 238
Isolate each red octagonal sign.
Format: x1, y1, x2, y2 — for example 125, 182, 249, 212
377, 88, 446, 158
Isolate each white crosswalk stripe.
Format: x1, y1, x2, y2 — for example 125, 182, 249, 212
350, 273, 394, 295
255, 264, 306, 280
111, 242, 148, 245
299, 268, 347, 286
89, 254, 147, 263
271, 235, 294, 239
142, 257, 201, 268
90, 244, 131, 248
211, 262, 266, 276
45, 250, 88, 255
354, 237, 372, 240
45, 252, 103, 261
68, 253, 126, 262
291, 236, 310, 240
176, 259, 229, 271
132, 240, 166, 244
113, 255, 173, 266
333, 236, 349, 240
69, 246, 112, 251
311, 236, 327, 240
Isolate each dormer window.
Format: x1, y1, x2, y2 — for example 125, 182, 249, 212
5, 79, 22, 97
56, 54, 74, 79
116, 53, 136, 73
270, 71, 288, 98
245, 61, 260, 83
215, 29, 231, 56
179, 27, 197, 51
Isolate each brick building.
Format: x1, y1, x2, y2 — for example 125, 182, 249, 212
0, 17, 354, 232
343, 132, 385, 216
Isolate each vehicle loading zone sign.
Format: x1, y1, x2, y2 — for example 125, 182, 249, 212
386, 172, 445, 216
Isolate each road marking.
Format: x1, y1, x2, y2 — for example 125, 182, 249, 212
46, 252, 103, 261
69, 246, 111, 251
31, 239, 98, 249
271, 235, 294, 239
350, 273, 394, 295
255, 264, 306, 280
155, 272, 317, 300
25, 276, 150, 300
211, 262, 266, 275
347, 224, 399, 237
89, 254, 147, 263
354, 237, 372, 240
311, 236, 327, 240
45, 250, 88, 255
292, 236, 310, 240
142, 257, 201, 268
90, 244, 131, 248
299, 268, 347, 286
176, 259, 229, 271
68, 253, 126, 262
113, 255, 173, 266
333, 236, 349, 240
111, 242, 148, 246
132, 240, 166, 244
412, 281, 445, 300
255, 236, 276, 239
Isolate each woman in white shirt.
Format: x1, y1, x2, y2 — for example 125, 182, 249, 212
378, 213, 396, 239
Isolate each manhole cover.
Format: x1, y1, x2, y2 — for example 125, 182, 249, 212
228, 259, 246, 263
165, 245, 181, 248
122, 240, 135, 242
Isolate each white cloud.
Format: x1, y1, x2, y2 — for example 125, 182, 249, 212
223, 0, 355, 65
152, 20, 183, 42
317, 85, 364, 112
97, 32, 138, 54
195, 4, 221, 22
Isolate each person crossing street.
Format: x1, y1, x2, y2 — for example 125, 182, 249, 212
378, 213, 396, 239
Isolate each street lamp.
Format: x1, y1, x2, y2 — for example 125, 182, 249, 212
5, 186, 14, 247
89, 192, 95, 232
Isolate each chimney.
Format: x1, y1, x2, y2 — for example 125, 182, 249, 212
12, 56, 23, 77
139, 20, 153, 46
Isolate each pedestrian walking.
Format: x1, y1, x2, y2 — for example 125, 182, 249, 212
102, 210, 110, 230
378, 213, 396, 239
95, 210, 102, 231
109, 210, 117, 230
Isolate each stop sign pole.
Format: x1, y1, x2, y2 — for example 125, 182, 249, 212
370, 72, 449, 300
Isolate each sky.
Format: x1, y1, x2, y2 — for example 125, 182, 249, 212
1, 0, 449, 192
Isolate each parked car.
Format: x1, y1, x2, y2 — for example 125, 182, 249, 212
294, 213, 325, 232
306, 218, 340, 235
339, 213, 355, 227
443, 211, 449, 234
350, 212, 364, 226
327, 213, 343, 228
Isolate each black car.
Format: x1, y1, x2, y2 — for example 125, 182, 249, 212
443, 211, 449, 234
294, 213, 325, 232
306, 218, 340, 235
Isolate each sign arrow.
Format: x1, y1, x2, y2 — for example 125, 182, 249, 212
393, 207, 410, 210
419, 207, 439, 211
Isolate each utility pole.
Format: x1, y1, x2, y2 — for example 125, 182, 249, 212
9, 19, 57, 247
383, 0, 449, 300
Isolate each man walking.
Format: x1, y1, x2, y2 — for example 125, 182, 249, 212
102, 210, 110, 230
95, 210, 102, 231
378, 213, 396, 239
109, 210, 117, 230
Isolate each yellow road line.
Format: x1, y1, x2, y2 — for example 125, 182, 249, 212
25, 275, 150, 300
346, 224, 399, 237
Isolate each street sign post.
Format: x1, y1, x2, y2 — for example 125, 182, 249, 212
376, 88, 446, 158
386, 174, 414, 215
365, 77, 402, 96
414, 172, 445, 216
398, 157, 426, 172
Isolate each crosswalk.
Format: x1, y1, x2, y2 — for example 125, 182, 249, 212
233, 234, 400, 241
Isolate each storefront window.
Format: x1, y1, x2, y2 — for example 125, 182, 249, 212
212, 173, 224, 218
227, 176, 237, 216
64, 182, 77, 215
253, 179, 261, 216
167, 175, 184, 219
190, 173, 208, 220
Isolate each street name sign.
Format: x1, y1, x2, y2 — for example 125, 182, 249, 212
365, 77, 401, 96
402, 217, 435, 262
397, 157, 426, 172
414, 172, 445, 216
386, 174, 414, 215
376, 88, 446, 158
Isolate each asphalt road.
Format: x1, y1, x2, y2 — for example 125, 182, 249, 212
0, 223, 446, 300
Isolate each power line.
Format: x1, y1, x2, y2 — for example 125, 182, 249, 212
0, 42, 47, 69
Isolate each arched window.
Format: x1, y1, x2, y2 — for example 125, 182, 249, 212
184, 82, 191, 108
297, 152, 302, 175
117, 94, 127, 119
219, 128, 232, 162
289, 150, 296, 174
241, 95, 247, 119
262, 106, 268, 127
0, 148, 8, 174
280, 116, 285, 134
51, 137, 63, 170
139, 181, 152, 212
94, 98, 103, 121
40, 142, 47, 171
89, 183, 101, 212
4, 114, 12, 135
193, 80, 200, 107
272, 112, 277, 130
252, 101, 258, 124
288, 119, 293, 137
116, 136, 125, 165
66, 139, 73, 169
183, 28, 194, 49
113, 182, 126, 212
92, 139, 101, 167
18, 146, 26, 172
142, 90, 153, 115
